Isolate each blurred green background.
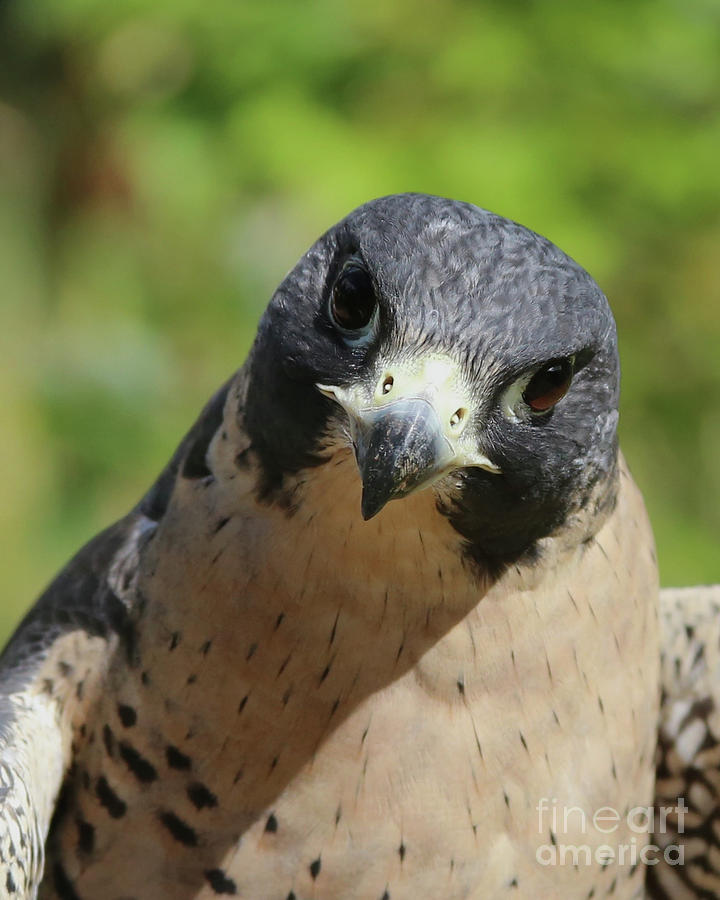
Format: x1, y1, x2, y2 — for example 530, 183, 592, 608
1, 0, 719, 643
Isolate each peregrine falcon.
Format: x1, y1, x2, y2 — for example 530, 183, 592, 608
0, 194, 713, 899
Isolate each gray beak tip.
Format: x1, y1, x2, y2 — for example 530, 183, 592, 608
360, 489, 387, 521
354, 396, 451, 522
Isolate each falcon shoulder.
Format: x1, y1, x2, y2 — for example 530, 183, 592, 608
649, 584, 720, 898
0, 383, 231, 898
0, 519, 139, 898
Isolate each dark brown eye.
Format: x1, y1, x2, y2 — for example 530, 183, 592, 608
523, 357, 574, 413
330, 264, 377, 333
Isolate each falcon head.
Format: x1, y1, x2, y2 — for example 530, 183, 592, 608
245, 194, 619, 568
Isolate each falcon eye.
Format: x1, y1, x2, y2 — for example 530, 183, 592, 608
329, 264, 377, 335
523, 357, 575, 413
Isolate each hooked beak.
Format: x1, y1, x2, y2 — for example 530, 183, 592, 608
318, 355, 500, 519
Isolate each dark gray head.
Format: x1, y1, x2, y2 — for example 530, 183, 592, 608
245, 193, 619, 570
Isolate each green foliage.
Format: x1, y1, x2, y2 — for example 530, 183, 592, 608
0, 0, 718, 642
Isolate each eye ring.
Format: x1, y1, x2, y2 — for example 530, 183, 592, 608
328, 262, 378, 344
522, 356, 575, 414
